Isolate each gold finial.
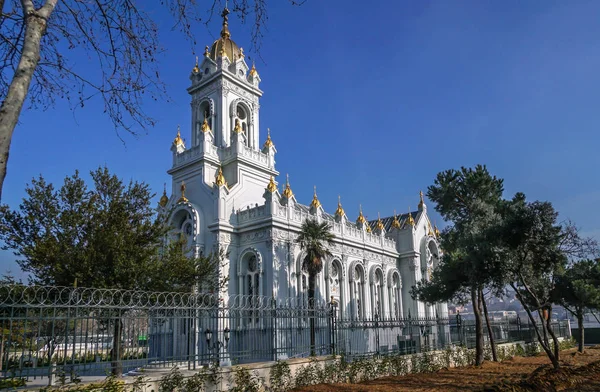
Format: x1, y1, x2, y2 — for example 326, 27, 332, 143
283, 174, 294, 198
204, 45, 210, 57
239, 47, 244, 58
356, 204, 367, 224
266, 176, 277, 193
250, 62, 257, 77
434, 222, 441, 237
366, 223, 372, 233
192, 56, 199, 73
310, 186, 321, 209
335, 195, 345, 217
220, 6, 231, 39
418, 190, 425, 209
428, 222, 434, 237
215, 167, 227, 188
391, 209, 401, 229
406, 207, 415, 226
234, 119, 242, 133
263, 128, 274, 148
376, 212, 384, 231
201, 114, 211, 133
159, 183, 169, 207
173, 125, 185, 148
178, 181, 188, 203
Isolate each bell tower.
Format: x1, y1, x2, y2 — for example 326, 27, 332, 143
167, 5, 277, 217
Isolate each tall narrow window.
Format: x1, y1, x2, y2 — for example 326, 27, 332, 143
245, 255, 260, 326
235, 104, 250, 147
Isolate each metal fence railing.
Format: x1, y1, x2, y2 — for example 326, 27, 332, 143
0, 285, 571, 385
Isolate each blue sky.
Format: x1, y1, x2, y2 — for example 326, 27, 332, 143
2, 0, 599, 276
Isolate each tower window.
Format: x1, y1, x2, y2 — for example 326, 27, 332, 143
235, 104, 250, 147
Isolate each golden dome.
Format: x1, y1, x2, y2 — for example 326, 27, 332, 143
310, 186, 321, 209
209, 7, 241, 62
391, 210, 401, 229
335, 196, 345, 217
173, 125, 185, 148
215, 167, 227, 188
406, 209, 415, 226
282, 174, 294, 199
418, 190, 425, 209
434, 222, 441, 237
356, 204, 367, 225
250, 63, 258, 77
263, 128, 274, 149
201, 116, 211, 133
266, 176, 277, 193
376, 213, 384, 231
178, 181, 188, 203
192, 56, 199, 73
159, 183, 169, 207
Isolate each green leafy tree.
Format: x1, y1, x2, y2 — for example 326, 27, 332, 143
296, 219, 334, 356
0, 166, 220, 374
495, 193, 566, 369
412, 165, 504, 365
553, 259, 600, 353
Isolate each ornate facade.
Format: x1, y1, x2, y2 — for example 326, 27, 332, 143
159, 8, 447, 321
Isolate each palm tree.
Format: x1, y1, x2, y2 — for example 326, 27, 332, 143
296, 219, 335, 356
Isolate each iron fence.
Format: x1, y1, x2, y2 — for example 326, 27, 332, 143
0, 285, 571, 385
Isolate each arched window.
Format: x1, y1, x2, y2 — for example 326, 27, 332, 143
176, 212, 194, 252
389, 272, 402, 320
235, 104, 250, 147
241, 253, 260, 326
350, 264, 365, 320
371, 269, 384, 318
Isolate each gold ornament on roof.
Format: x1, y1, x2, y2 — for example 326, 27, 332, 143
250, 63, 257, 77
406, 208, 415, 226
173, 125, 185, 148
356, 204, 367, 224
428, 222, 434, 237
178, 181, 188, 203
159, 183, 169, 207
310, 186, 321, 209
418, 190, 425, 209
239, 47, 244, 58
234, 119, 242, 133
204, 45, 210, 57
376, 213, 384, 231
263, 128, 274, 148
391, 210, 401, 229
192, 56, 199, 73
434, 222, 441, 237
282, 174, 294, 198
215, 167, 227, 187
335, 195, 345, 217
201, 114, 211, 133
266, 176, 277, 193
366, 224, 372, 233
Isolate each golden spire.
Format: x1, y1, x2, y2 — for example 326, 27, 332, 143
238, 47, 244, 59
335, 195, 345, 217
266, 176, 277, 193
201, 114, 211, 133
376, 212, 384, 231
159, 183, 169, 207
173, 125, 185, 148
192, 56, 199, 73
204, 45, 210, 57
366, 223, 372, 233
215, 167, 227, 188
250, 62, 258, 77
406, 207, 415, 226
282, 174, 293, 198
434, 222, 441, 237
418, 190, 425, 209
356, 204, 367, 225
263, 128, 274, 148
220, 6, 231, 39
310, 186, 321, 209
234, 119, 242, 133
178, 181, 188, 203
391, 209, 401, 229
428, 222, 434, 237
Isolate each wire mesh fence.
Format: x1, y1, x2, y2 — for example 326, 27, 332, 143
0, 284, 571, 385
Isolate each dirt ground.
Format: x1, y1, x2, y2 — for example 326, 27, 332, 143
292, 346, 600, 392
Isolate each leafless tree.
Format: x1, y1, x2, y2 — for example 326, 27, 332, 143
0, 0, 304, 200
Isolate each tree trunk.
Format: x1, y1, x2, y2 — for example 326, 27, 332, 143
308, 272, 316, 357
471, 287, 484, 366
518, 296, 560, 370
480, 289, 498, 361
545, 307, 560, 362
0, 1, 56, 200
577, 309, 584, 353
110, 318, 123, 376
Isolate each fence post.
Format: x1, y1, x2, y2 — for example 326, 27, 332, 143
272, 296, 277, 361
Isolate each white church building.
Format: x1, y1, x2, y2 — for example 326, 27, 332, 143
157, 7, 447, 326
